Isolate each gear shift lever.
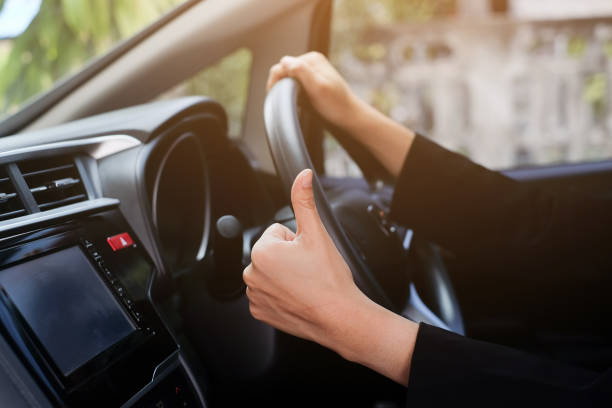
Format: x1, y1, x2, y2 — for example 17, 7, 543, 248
208, 215, 244, 298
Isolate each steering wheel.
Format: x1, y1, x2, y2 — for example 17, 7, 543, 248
264, 78, 464, 334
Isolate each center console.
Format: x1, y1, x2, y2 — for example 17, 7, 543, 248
0, 207, 204, 407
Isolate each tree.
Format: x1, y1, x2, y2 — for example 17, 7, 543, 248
0, 0, 182, 117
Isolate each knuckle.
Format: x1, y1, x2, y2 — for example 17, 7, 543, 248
245, 285, 254, 299
250, 241, 274, 269
290, 61, 305, 73
242, 266, 254, 287
312, 77, 327, 93
261, 223, 284, 240
268, 222, 284, 234
249, 303, 262, 320
311, 51, 324, 60
304, 51, 325, 65
270, 64, 283, 74
250, 244, 265, 268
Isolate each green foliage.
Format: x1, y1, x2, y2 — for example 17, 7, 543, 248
567, 35, 586, 58
333, 0, 454, 28
584, 72, 608, 118
0, 0, 183, 117
331, 0, 452, 113
0, 0, 457, 135
604, 40, 612, 58
331, 0, 454, 64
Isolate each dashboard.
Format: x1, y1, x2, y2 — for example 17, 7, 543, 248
0, 97, 275, 407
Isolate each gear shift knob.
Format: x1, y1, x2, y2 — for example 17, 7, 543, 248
209, 215, 244, 298
216, 215, 242, 240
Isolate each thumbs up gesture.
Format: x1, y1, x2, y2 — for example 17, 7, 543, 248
244, 169, 363, 344
243, 169, 418, 385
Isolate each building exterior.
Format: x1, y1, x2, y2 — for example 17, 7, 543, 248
327, 2, 612, 171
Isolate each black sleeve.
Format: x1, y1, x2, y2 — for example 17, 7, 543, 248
390, 135, 612, 276
392, 137, 612, 404
407, 323, 612, 405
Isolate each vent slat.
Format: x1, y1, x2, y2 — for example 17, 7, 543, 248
30, 177, 81, 194
21, 163, 75, 178
0, 167, 25, 221
38, 194, 87, 211
0, 208, 26, 221
19, 156, 87, 212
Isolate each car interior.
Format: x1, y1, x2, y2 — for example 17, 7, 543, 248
0, 0, 611, 406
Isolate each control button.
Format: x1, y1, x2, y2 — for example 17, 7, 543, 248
133, 311, 142, 322
82, 239, 94, 249
107, 232, 134, 252
90, 251, 102, 261
97, 260, 105, 269
114, 285, 125, 296
122, 297, 133, 308
103, 268, 116, 284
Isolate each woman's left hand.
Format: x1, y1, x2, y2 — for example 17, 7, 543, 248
243, 169, 419, 385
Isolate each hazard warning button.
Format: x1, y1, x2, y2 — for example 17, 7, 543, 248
107, 232, 135, 251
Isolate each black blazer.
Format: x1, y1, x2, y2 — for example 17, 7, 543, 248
389, 135, 612, 405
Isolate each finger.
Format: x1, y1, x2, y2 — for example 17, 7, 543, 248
280, 56, 318, 91
247, 293, 262, 320
266, 63, 287, 92
250, 223, 295, 269
302, 51, 325, 64
259, 222, 296, 244
243, 263, 255, 288
290, 169, 321, 236
245, 284, 256, 301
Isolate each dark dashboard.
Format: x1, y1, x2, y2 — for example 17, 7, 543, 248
0, 97, 276, 407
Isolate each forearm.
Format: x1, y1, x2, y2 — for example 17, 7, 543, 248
342, 98, 416, 177
319, 290, 419, 386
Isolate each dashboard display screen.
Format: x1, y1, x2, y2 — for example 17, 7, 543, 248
0, 246, 135, 376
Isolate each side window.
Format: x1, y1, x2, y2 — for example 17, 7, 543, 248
323, 132, 363, 178
158, 48, 253, 138
329, 0, 612, 169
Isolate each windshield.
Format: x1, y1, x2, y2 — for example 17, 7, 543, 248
0, 0, 185, 120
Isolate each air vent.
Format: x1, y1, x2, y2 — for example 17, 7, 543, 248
19, 156, 87, 211
0, 167, 25, 221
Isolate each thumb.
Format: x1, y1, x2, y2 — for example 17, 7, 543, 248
291, 169, 321, 236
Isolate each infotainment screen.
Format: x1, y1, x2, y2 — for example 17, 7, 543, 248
0, 246, 136, 376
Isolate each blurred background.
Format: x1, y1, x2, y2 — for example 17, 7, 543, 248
328, 0, 612, 172
1, 0, 612, 171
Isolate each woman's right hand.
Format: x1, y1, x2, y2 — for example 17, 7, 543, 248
266, 52, 365, 132
267, 52, 415, 177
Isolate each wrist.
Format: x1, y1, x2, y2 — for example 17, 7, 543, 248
341, 97, 416, 177
317, 287, 373, 360
318, 287, 419, 385
339, 95, 378, 135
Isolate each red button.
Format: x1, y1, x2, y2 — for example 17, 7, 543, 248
107, 232, 134, 251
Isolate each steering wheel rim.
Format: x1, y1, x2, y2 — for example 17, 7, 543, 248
264, 78, 395, 310
264, 78, 465, 335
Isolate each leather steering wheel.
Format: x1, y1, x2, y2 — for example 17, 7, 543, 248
264, 78, 464, 334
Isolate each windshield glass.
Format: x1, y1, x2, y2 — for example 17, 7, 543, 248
0, 0, 185, 120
